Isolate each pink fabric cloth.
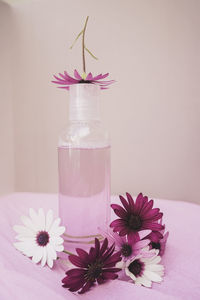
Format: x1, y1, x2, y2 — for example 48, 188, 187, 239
0, 193, 199, 300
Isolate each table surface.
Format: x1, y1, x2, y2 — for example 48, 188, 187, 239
0, 193, 200, 300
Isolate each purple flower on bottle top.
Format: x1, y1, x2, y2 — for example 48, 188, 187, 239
110, 193, 164, 241
62, 238, 121, 294
52, 69, 115, 90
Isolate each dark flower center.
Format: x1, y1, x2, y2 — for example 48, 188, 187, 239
85, 261, 103, 282
128, 215, 142, 231
128, 259, 143, 277
78, 79, 92, 84
36, 231, 49, 247
151, 242, 161, 250
121, 243, 132, 257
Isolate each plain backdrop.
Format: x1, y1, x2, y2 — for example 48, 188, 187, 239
0, 0, 200, 203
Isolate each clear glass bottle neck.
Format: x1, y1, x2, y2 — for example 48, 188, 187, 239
69, 84, 101, 122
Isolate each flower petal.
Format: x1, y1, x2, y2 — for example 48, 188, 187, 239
45, 209, 53, 231
74, 69, 82, 80
69, 255, 86, 268
78, 281, 92, 294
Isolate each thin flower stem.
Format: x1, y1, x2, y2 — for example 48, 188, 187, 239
64, 233, 102, 239
63, 249, 74, 256
82, 16, 89, 73
64, 238, 104, 245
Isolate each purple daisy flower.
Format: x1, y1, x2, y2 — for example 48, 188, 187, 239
110, 193, 164, 241
62, 238, 121, 294
147, 220, 169, 256
100, 227, 151, 261
52, 69, 115, 90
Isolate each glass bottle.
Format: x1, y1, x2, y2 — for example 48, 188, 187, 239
58, 83, 110, 236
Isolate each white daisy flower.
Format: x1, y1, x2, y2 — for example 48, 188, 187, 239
13, 208, 65, 268
117, 251, 164, 287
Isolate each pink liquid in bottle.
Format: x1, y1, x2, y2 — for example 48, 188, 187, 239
58, 146, 110, 236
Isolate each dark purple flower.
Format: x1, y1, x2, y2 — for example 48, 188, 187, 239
110, 193, 164, 241
62, 238, 121, 294
147, 220, 169, 256
52, 69, 115, 90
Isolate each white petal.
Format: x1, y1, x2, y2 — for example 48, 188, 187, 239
20, 215, 36, 231
29, 208, 40, 229
54, 245, 64, 252
144, 270, 163, 282
14, 241, 36, 257
45, 209, 53, 231
47, 250, 53, 268
47, 243, 57, 260
13, 225, 35, 237
49, 218, 61, 234
146, 264, 164, 272
125, 268, 136, 281
37, 208, 45, 230
41, 247, 47, 267
50, 236, 64, 245
51, 226, 65, 236
32, 246, 43, 264
15, 235, 35, 242
135, 276, 152, 287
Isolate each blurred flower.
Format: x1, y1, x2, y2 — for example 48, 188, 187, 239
62, 238, 121, 294
110, 193, 164, 240
147, 220, 169, 256
117, 251, 164, 287
52, 69, 115, 90
99, 227, 151, 260
13, 208, 65, 268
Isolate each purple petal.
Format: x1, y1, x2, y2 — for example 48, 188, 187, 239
68, 254, 86, 268
78, 281, 93, 294
74, 69, 82, 80
147, 231, 163, 242
86, 72, 93, 80
104, 252, 121, 267
89, 247, 96, 262
102, 272, 118, 280
126, 193, 134, 211
62, 275, 84, 286
134, 193, 145, 214
111, 204, 127, 218
127, 232, 139, 244
58, 86, 70, 90
64, 71, 79, 83
65, 268, 85, 277
140, 199, 154, 216
100, 238, 108, 256
68, 281, 85, 292
102, 243, 115, 261
94, 238, 100, 257
119, 227, 129, 236
143, 222, 164, 231
103, 267, 122, 273
92, 73, 109, 80
138, 229, 151, 239
76, 248, 89, 263
119, 195, 130, 212
110, 219, 125, 229
134, 239, 150, 250
142, 208, 160, 220
97, 276, 105, 284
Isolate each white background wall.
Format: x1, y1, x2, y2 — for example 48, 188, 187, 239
1, 0, 200, 203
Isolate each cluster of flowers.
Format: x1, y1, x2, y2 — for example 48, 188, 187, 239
13, 193, 169, 294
